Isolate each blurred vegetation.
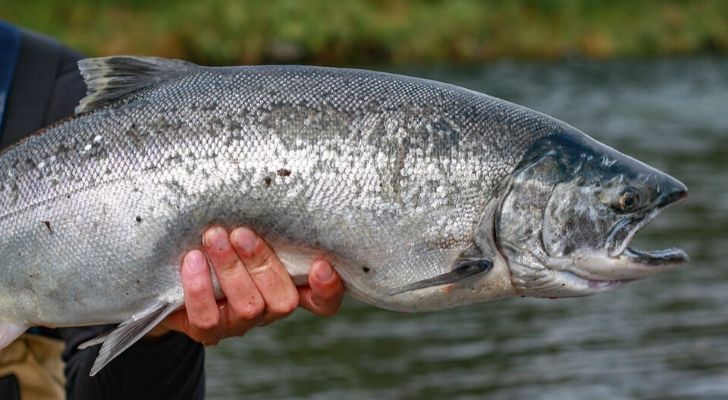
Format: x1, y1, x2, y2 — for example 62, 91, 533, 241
2, 0, 727, 65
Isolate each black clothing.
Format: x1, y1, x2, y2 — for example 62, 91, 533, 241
61, 328, 204, 400
0, 28, 85, 148
0, 373, 20, 400
0, 25, 205, 400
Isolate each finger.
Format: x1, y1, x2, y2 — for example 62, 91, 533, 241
157, 308, 185, 336
299, 259, 344, 317
202, 226, 265, 327
231, 227, 299, 323
179, 249, 223, 345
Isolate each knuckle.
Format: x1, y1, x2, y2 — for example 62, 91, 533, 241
208, 253, 240, 277
191, 314, 220, 332
278, 295, 298, 315
186, 281, 208, 298
216, 260, 244, 281
248, 250, 274, 273
242, 238, 275, 269
236, 297, 265, 320
277, 303, 297, 318
315, 286, 339, 302
269, 291, 299, 317
312, 279, 343, 301
313, 294, 342, 317
183, 270, 211, 297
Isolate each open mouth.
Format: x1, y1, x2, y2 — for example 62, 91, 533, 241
553, 202, 687, 290
552, 188, 689, 287
606, 192, 688, 268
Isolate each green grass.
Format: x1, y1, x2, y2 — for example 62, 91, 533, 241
2, 0, 727, 65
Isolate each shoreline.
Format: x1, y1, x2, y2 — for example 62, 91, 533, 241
2, 0, 727, 65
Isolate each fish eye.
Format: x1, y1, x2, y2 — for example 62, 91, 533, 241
616, 187, 640, 212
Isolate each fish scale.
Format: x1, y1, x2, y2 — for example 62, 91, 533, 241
0, 58, 547, 315
0, 56, 686, 375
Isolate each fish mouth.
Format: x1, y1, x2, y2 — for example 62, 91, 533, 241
619, 247, 688, 267
605, 190, 688, 270
551, 187, 688, 287
549, 204, 688, 292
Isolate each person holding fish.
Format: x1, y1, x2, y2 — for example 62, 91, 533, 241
0, 10, 689, 399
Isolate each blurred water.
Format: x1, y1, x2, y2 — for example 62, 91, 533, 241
206, 57, 728, 399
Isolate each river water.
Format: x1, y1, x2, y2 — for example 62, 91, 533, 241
206, 57, 728, 399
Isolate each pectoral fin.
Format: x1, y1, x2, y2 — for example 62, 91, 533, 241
79, 298, 182, 376
388, 258, 493, 296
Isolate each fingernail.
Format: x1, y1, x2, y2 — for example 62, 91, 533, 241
203, 227, 228, 251
315, 261, 334, 283
184, 250, 205, 274
233, 227, 258, 253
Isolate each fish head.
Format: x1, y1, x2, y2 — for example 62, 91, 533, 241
495, 131, 688, 298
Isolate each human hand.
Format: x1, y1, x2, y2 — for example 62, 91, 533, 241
146, 226, 344, 344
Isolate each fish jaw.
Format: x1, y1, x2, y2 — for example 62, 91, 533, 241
559, 178, 689, 283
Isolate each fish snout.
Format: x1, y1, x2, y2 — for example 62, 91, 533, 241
655, 175, 688, 207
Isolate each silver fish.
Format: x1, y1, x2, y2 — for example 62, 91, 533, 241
0, 57, 687, 374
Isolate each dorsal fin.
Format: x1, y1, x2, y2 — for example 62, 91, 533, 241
75, 56, 199, 114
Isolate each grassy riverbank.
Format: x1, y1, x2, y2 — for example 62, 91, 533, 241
2, 0, 727, 65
